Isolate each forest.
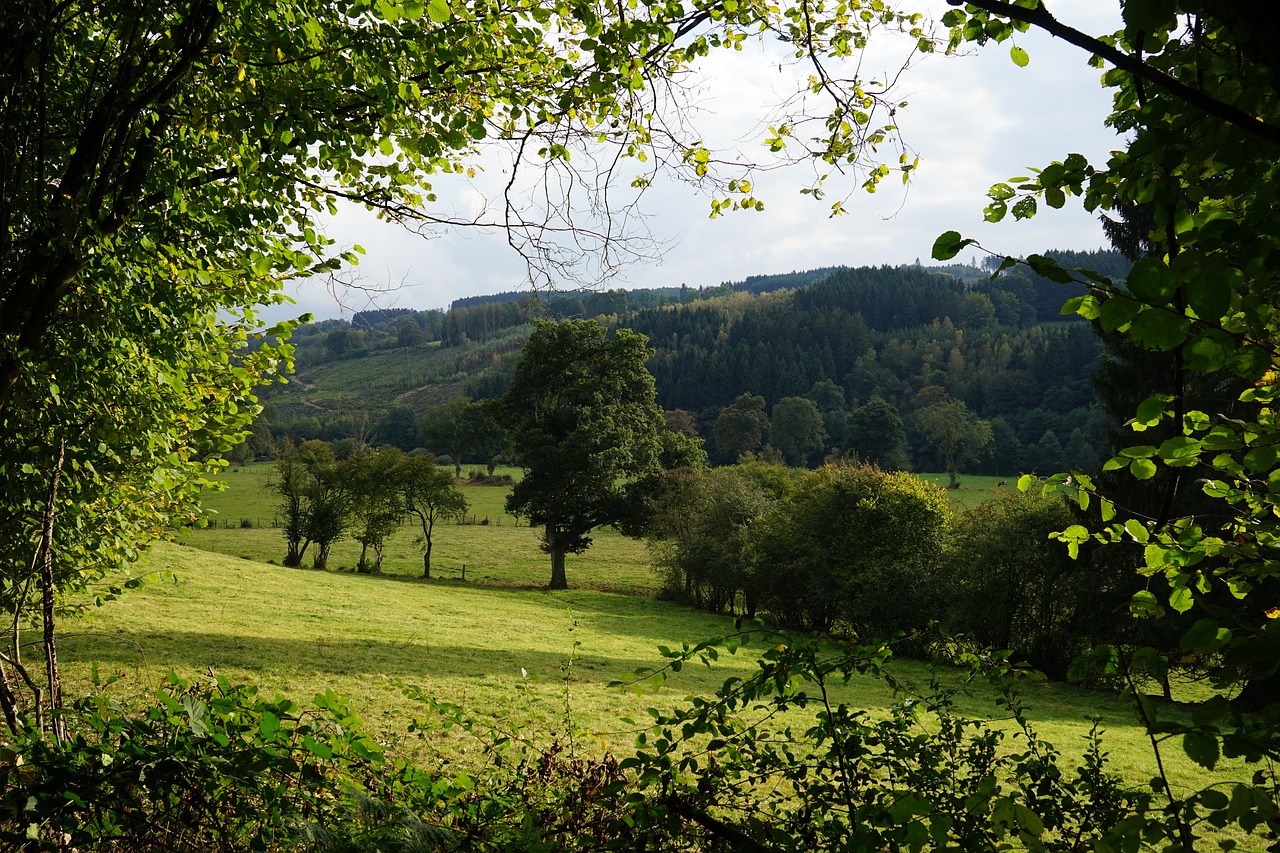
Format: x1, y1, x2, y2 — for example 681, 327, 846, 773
260, 252, 1123, 479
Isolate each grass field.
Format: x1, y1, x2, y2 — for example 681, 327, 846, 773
56, 460, 1239, 815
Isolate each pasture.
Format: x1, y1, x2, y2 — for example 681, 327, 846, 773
60, 462, 1230, 801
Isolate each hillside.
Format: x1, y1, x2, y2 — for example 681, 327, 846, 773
255, 251, 1127, 476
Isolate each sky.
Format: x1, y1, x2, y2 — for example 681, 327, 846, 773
279, 1, 1125, 323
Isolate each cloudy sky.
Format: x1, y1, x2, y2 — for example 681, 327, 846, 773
281, 1, 1125, 322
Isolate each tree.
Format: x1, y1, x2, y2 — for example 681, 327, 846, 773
746, 463, 951, 635
713, 393, 769, 464
499, 319, 667, 589
418, 397, 476, 478
373, 406, 421, 453
267, 439, 353, 570
915, 398, 993, 489
1, 0, 935, 741
458, 399, 507, 478
396, 454, 468, 579
343, 448, 404, 573
805, 379, 848, 451
663, 409, 701, 439
846, 396, 909, 470
924, 3, 1280, 844
646, 465, 782, 615
769, 396, 827, 467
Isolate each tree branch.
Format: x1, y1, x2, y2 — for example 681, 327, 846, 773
949, 0, 1280, 147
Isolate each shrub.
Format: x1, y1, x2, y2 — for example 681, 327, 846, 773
946, 491, 1100, 679
1, 674, 393, 851
748, 463, 952, 637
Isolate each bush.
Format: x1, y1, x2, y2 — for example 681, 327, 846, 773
1, 674, 394, 851
946, 491, 1097, 679
748, 463, 952, 636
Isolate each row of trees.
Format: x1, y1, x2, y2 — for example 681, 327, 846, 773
708, 387, 994, 487
269, 442, 467, 576
647, 460, 1148, 681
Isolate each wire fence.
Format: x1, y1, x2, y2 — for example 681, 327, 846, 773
206, 515, 525, 529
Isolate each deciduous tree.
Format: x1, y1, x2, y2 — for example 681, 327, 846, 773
713, 393, 769, 464
915, 398, 993, 489
343, 448, 404, 573
396, 454, 469, 578
769, 396, 827, 468
500, 319, 667, 589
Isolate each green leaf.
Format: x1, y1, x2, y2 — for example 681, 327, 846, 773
259, 711, 281, 740
1009, 44, 1029, 67
1125, 258, 1175, 305
1130, 458, 1157, 480
1124, 518, 1149, 543
931, 230, 975, 261
1168, 585, 1195, 613
302, 735, 334, 759
1099, 295, 1139, 331
1130, 590, 1164, 618
1181, 619, 1230, 652
1128, 309, 1191, 351
1135, 395, 1168, 426
1157, 436, 1203, 466
1183, 730, 1220, 770
427, 0, 450, 22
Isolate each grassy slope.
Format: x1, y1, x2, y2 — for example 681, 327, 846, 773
58, 461, 1234, 802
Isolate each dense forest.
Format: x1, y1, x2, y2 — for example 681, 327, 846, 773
256, 250, 1126, 479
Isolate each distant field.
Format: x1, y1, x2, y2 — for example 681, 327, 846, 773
204, 462, 1008, 527
913, 473, 1018, 510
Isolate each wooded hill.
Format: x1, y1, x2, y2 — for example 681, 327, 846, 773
256, 249, 1127, 477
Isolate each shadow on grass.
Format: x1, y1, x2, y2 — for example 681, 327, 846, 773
56, 628, 762, 691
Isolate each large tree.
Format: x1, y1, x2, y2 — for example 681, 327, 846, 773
926, 3, 1280, 844
500, 319, 667, 589
713, 393, 770, 464
418, 397, 472, 478
769, 396, 827, 468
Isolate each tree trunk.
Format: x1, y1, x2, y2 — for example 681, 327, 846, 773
423, 536, 433, 579
549, 547, 568, 590
947, 468, 958, 489
39, 442, 66, 743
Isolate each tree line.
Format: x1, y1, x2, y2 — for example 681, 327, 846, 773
269, 442, 468, 577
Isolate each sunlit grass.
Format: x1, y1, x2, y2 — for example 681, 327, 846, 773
60, 459, 1233, 812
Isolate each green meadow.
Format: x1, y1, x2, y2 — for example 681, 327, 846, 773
60, 463, 1229, 801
